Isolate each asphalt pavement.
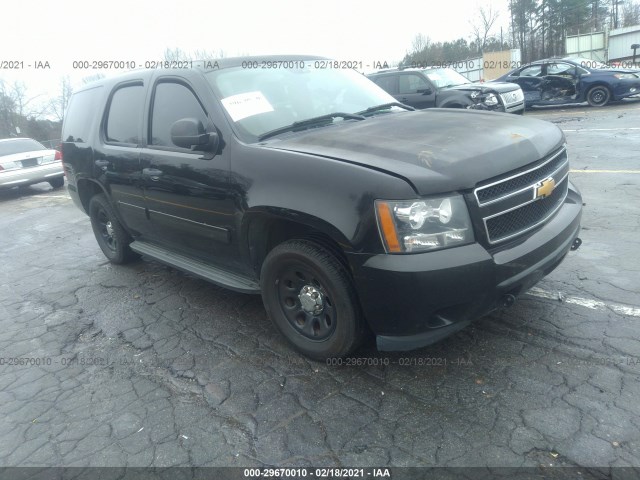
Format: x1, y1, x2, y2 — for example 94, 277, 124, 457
1, 100, 639, 475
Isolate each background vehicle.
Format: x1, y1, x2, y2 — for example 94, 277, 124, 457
367, 67, 525, 113
61, 56, 581, 360
495, 57, 640, 107
0, 138, 64, 189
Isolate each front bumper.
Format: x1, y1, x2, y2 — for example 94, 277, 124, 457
613, 81, 640, 100
0, 162, 64, 188
349, 184, 582, 351
503, 101, 525, 114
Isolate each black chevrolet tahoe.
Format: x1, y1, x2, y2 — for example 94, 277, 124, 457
61, 56, 582, 360
367, 67, 526, 113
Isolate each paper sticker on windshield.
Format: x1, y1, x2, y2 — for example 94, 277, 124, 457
221, 91, 274, 121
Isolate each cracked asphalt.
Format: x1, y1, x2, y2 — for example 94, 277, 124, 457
1, 101, 639, 474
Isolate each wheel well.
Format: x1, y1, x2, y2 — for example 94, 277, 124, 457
247, 217, 350, 278
588, 83, 611, 91
77, 179, 104, 214
586, 83, 612, 97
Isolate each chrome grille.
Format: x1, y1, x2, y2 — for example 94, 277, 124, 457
474, 146, 570, 244
485, 176, 568, 242
476, 148, 568, 204
500, 89, 524, 106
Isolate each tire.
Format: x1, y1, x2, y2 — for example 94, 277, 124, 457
48, 177, 65, 189
586, 86, 611, 107
260, 239, 365, 361
89, 193, 137, 264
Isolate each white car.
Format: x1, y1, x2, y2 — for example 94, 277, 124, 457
0, 137, 65, 189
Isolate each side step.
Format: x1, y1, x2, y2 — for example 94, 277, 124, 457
130, 241, 260, 294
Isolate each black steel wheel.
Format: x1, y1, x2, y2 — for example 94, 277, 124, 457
586, 86, 611, 107
260, 239, 365, 360
89, 193, 137, 264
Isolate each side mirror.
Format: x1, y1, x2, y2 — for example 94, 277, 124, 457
417, 87, 433, 95
170, 118, 219, 154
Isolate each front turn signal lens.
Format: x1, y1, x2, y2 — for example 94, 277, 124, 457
376, 201, 402, 253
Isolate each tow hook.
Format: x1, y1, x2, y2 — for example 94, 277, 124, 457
571, 237, 582, 251
501, 294, 516, 308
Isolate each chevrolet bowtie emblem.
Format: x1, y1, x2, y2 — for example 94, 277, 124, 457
535, 177, 556, 199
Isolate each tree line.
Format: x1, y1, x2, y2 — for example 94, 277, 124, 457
403, 0, 640, 66
510, 0, 639, 61
0, 48, 223, 143
0, 77, 72, 145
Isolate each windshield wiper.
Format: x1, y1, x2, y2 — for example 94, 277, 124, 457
356, 102, 415, 116
258, 112, 365, 141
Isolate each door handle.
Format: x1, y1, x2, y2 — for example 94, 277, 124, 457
142, 168, 163, 180
94, 159, 109, 169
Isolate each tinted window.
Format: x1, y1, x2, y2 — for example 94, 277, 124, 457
150, 82, 208, 148
62, 86, 103, 143
0, 138, 46, 156
398, 74, 429, 94
374, 75, 397, 94
105, 84, 144, 144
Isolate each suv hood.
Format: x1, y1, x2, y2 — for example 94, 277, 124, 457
446, 81, 520, 94
266, 109, 564, 195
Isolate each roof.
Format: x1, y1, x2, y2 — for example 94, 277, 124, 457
72, 55, 329, 93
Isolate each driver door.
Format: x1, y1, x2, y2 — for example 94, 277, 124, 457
542, 62, 579, 103
397, 73, 436, 109
140, 76, 237, 268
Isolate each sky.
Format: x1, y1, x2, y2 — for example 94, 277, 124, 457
0, 0, 510, 116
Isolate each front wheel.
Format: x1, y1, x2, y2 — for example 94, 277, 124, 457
586, 86, 611, 107
260, 240, 365, 361
89, 193, 137, 264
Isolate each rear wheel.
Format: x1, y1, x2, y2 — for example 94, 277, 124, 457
89, 193, 137, 264
48, 177, 65, 189
260, 240, 365, 361
586, 86, 611, 107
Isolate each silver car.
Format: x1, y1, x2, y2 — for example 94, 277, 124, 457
0, 138, 65, 189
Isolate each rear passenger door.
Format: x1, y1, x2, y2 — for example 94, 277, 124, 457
96, 81, 153, 238
140, 76, 237, 268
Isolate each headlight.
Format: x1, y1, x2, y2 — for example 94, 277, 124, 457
483, 93, 499, 106
375, 195, 474, 253
613, 73, 638, 79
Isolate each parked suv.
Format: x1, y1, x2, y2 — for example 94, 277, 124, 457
62, 56, 582, 360
367, 67, 525, 113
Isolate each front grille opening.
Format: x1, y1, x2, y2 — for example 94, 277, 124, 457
476, 148, 567, 204
485, 176, 568, 243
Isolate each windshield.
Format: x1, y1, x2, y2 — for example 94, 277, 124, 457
423, 68, 471, 88
205, 64, 396, 142
0, 138, 46, 156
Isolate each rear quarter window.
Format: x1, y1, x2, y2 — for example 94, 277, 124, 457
62, 86, 103, 143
